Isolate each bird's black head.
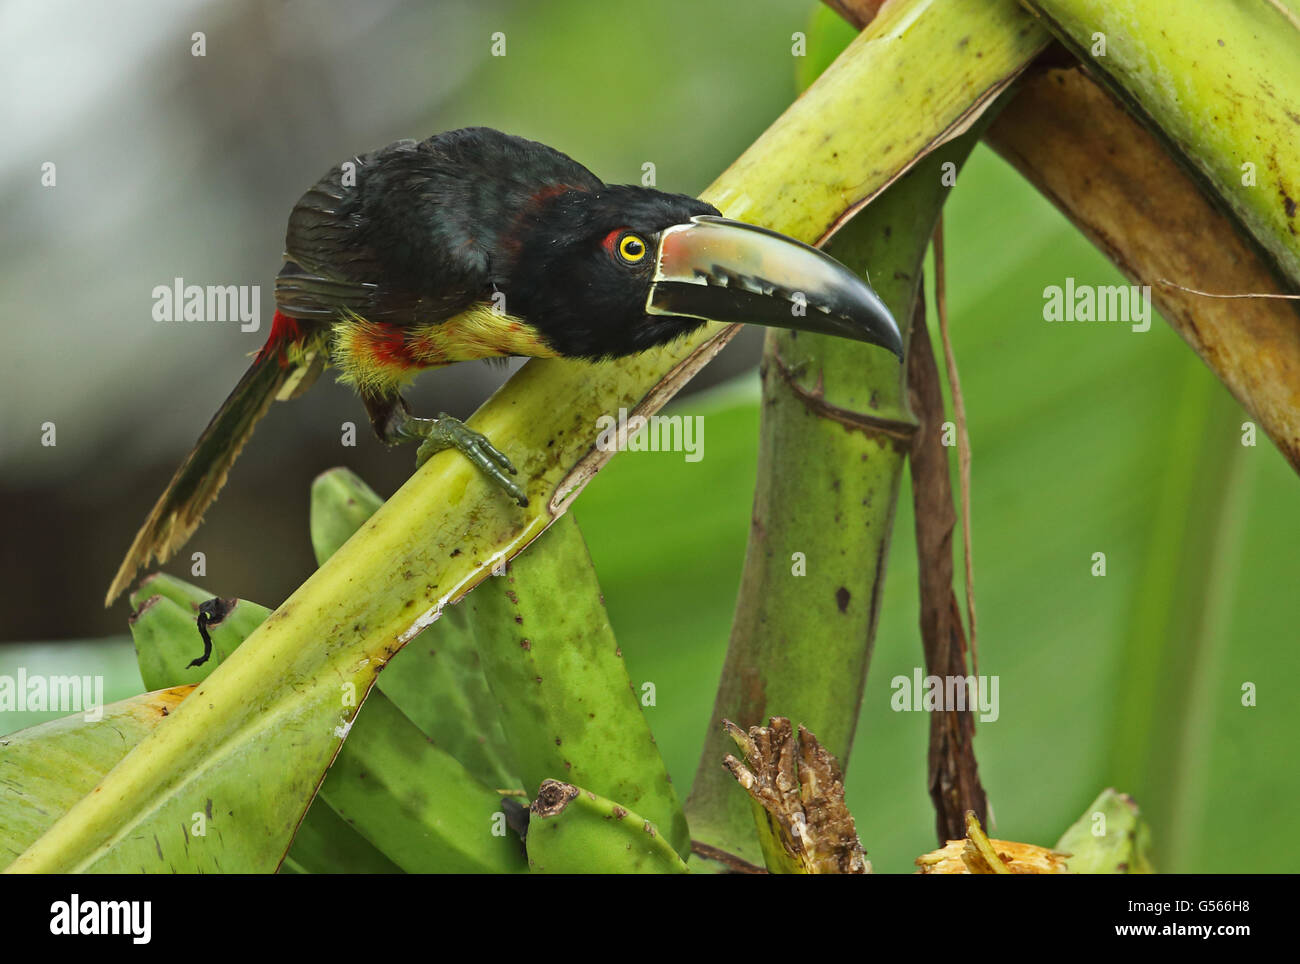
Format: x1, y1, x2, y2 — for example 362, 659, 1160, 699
501, 183, 904, 363
504, 185, 719, 360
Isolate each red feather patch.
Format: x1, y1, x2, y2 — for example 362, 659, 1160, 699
601, 227, 626, 257
257, 310, 303, 365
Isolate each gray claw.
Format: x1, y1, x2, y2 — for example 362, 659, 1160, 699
414, 413, 527, 506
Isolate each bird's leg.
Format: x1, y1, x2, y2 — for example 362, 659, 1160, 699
401, 415, 527, 506
361, 392, 528, 507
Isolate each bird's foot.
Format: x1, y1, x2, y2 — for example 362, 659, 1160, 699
396, 413, 529, 507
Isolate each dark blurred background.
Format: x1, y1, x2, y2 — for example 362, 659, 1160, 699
4, 0, 1298, 873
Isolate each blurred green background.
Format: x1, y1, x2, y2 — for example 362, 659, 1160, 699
2, 0, 1296, 873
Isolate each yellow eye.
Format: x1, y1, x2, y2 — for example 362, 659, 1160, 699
618, 233, 647, 263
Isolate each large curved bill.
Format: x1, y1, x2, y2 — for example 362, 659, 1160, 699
646, 215, 902, 359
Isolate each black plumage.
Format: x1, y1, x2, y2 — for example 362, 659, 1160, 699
107, 127, 901, 604
275, 127, 718, 359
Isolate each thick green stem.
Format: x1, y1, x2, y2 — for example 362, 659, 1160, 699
1023, 0, 1300, 287
525, 780, 688, 874
311, 468, 519, 790
686, 134, 985, 863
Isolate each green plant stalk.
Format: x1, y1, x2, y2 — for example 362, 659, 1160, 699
8, 2, 1044, 873
796, 4, 862, 93
525, 780, 688, 874
312, 468, 518, 789
747, 799, 807, 875
1023, 0, 1300, 286
126, 575, 524, 872
125, 574, 402, 873
708, 0, 1045, 244
686, 134, 985, 863
467, 513, 689, 858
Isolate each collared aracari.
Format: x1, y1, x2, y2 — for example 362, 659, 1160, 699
105, 127, 901, 605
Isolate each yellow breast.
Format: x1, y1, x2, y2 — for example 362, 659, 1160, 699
331, 305, 559, 397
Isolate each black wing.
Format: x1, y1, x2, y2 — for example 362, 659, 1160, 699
275, 128, 604, 328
